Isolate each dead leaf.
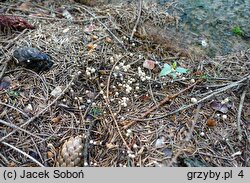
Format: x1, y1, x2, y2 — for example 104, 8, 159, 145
0, 15, 35, 31
206, 118, 217, 127
91, 35, 98, 40
137, 146, 145, 155
210, 101, 228, 113
86, 43, 97, 53
18, 2, 30, 12
24, 104, 33, 113
105, 37, 112, 43
121, 120, 134, 129
52, 116, 62, 123
139, 94, 150, 101
106, 143, 118, 149
8, 162, 17, 167
143, 60, 155, 70
47, 151, 53, 158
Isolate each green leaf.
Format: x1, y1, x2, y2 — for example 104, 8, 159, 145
172, 61, 177, 70
176, 67, 188, 74
170, 72, 177, 79
159, 64, 172, 77
160, 64, 172, 76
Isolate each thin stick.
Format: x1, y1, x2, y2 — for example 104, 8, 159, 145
0, 75, 75, 142
1, 141, 44, 167
83, 119, 98, 167
0, 119, 43, 140
105, 56, 131, 152
3, 13, 108, 22
0, 61, 8, 81
106, 105, 131, 152
237, 87, 247, 141
130, 0, 142, 41
0, 29, 28, 80
167, 104, 201, 167
128, 73, 250, 122
141, 80, 199, 118
0, 102, 29, 118
0, 152, 9, 165
77, 5, 126, 50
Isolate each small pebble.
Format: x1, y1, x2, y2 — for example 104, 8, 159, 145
191, 97, 198, 103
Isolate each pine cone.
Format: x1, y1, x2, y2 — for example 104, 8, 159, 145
56, 136, 84, 167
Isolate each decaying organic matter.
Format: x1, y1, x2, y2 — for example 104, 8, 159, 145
0, 15, 35, 32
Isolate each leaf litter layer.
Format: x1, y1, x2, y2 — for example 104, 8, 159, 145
0, 0, 249, 167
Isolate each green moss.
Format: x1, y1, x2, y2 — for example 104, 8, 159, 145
232, 26, 244, 36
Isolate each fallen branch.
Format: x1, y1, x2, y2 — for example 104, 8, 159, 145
237, 87, 247, 141
141, 80, 200, 118
1, 141, 44, 167
167, 104, 201, 167
0, 29, 28, 81
0, 119, 43, 140
130, 0, 142, 41
105, 54, 131, 152
128, 74, 250, 123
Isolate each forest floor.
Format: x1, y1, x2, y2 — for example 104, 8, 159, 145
0, 0, 249, 167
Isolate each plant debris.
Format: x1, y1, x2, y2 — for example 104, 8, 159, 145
0, 15, 35, 31
0, 0, 249, 168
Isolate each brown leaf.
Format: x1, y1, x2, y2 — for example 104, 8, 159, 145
139, 94, 150, 101
120, 120, 134, 129
8, 162, 17, 167
86, 43, 97, 53
18, 2, 30, 12
206, 118, 217, 127
105, 37, 112, 43
47, 151, 54, 159
52, 117, 62, 123
106, 143, 118, 149
91, 35, 98, 40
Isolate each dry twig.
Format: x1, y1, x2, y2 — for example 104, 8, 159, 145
237, 87, 247, 141
1, 141, 44, 167
167, 104, 201, 167
0, 75, 76, 142
130, 0, 142, 41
